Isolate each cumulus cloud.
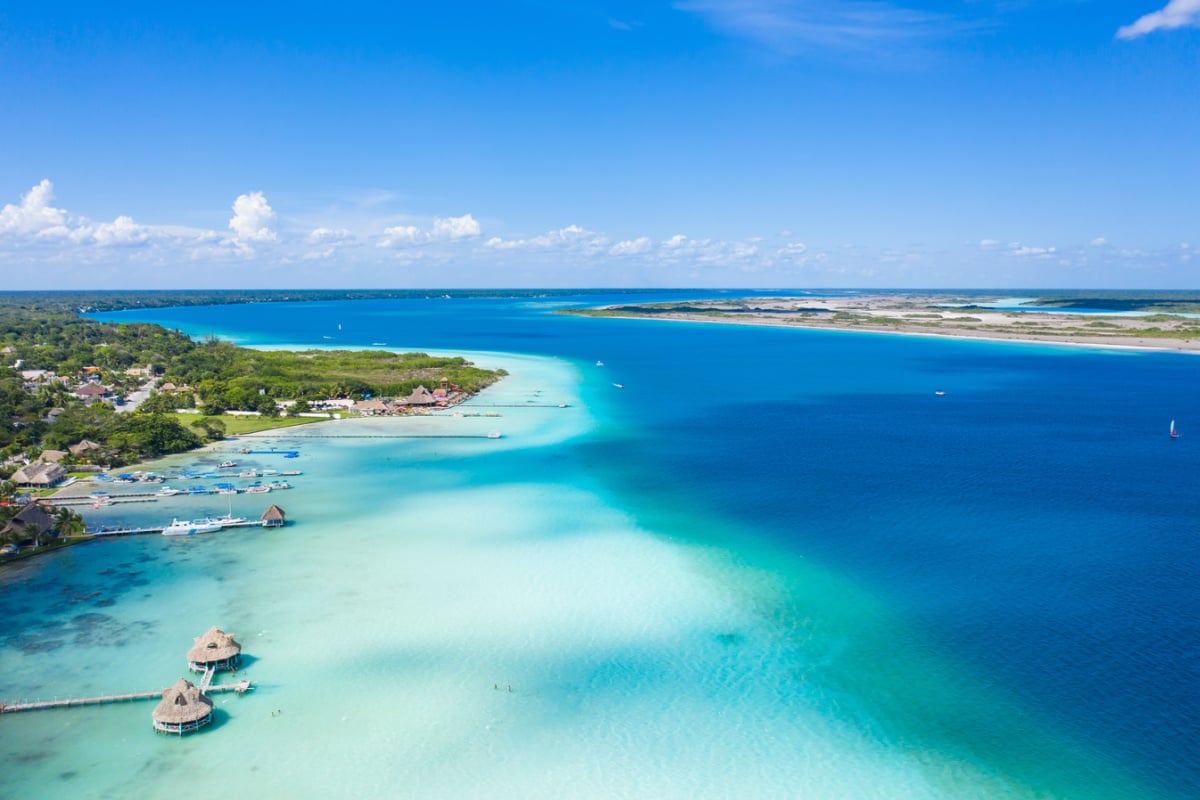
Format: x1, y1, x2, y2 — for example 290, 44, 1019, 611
431, 213, 481, 240
378, 214, 481, 248
228, 191, 277, 242
978, 239, 1000, 248
485, 225, 607, 254
1090, 237, 1108, 247
379, 225, 422, 247
0, 179, 69, 235
609, 237, 652, 255
1117, 0, 1200, 38
657, 234, 758, 264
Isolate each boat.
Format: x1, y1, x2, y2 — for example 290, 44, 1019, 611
1170, 419, 1181, 439
612, 383, 624, 389
596, 360, 604, 366
239, 469, 260, 478
281, 470, 302, 476
266, 480, 291, 490
934, 390, 945, 396
244, 483, 271, 494
162, 518, 222, 536
218, 461, 238, 469
187, 486, 209, 495
201, 515, 247, 527
487, 432, 502, 439
156, 486, 182, 497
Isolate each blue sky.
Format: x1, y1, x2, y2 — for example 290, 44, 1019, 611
1, 1, 1197, 289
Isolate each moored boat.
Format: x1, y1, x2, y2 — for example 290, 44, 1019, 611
162, 518, 223, 536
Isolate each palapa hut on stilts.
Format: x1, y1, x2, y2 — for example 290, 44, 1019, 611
260, 504, 286, 528
152, 678, 213, 735
187, 626, 242, 672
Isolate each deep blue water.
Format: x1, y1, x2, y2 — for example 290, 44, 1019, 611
97, 293, 1200, 798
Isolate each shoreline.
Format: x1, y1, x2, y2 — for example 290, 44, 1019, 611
570, 294, 1200, 354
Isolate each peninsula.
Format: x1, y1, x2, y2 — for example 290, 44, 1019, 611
566, 292, 1200, 353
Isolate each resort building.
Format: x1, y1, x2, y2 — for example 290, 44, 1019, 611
151, 678, 213, 735
37, 449, 67, 464
73, 384, 112, 404
0, 503, 54, 544
12, 462, 66, 488
401, 385, 436, 406
187, 627, 243, 672
260, 504, 286, 528
351, 398, 391, 415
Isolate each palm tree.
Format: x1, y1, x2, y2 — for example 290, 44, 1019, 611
50, 505, 85, 539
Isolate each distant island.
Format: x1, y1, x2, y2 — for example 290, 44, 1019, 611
564, 292, 1200, 353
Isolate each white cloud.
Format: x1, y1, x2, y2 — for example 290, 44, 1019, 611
307, 227, 351, 244
1008, 242, 1057, 258
228, 191, 277, 242
0, 179, 69, 235
431, 213, 481, 240
378, 214, 481, 247
610, 237, 652, 255
379, 225, 422, 247
1117, 0, 1200, 39
485, 225, 607, 254
1090, 237, 1108, 247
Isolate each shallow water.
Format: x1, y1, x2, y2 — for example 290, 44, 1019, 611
2, 294, 1197, 799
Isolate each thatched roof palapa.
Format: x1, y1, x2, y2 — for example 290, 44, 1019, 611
261, 504, 286, 526
402, 385, 436, 405
152, 678, 213, 726
187, 626, 242, 666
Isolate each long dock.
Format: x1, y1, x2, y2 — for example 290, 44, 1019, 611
86, 519, 272, 537
0, 680, 252, 714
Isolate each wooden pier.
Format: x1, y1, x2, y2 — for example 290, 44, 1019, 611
0, 679, 252, 714
86, 519, 273, 537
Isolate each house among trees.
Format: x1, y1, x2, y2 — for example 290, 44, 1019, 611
69, 439, 103, 457
73, 384, 112, 404
0, 503, 54, 544
37, 449, 67, 464
12, 462, 66, 488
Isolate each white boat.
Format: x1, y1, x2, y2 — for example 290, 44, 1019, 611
201, 515, 246, 527
244, 483, 271, 494
612, 383, 624, 389
596, 360, 604, 366
1170, 419, 1181, 439
218, 461, 238, 469
239, 469, 260, 478
156, 486, 182, 496
934, 390, 945, 396
487, 432, 502, 439
162, 518, 222, 536
267, 480, 291, 490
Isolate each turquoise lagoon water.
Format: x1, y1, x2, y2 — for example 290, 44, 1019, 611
2, 293, 1198, 799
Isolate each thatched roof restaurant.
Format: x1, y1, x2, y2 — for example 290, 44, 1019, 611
261, 504, 286, 528
152, 678, 213, 735
187, 626, 242, 672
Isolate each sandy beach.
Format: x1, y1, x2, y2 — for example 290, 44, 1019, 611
580, 294, 1200, 354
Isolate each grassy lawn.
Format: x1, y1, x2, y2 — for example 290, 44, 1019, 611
168, 412, 334, 436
